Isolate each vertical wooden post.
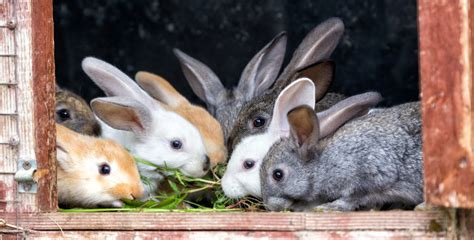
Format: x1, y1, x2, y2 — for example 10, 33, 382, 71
31, 0, 56, 212
418, 0, 474, 208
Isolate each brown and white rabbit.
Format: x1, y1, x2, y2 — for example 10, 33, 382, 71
56, 124, 144, 208
55, 86, 101, 136
134, 72, 227, 166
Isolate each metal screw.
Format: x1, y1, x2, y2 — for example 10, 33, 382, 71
22, 161, 31, 170
9, 136, 19, 146
7, 19, 16, 30
23, 183, 32, 191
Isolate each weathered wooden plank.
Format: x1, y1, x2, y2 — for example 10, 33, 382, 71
8, 230, 444, 240
31, 0, 56, 212
0, 85, 16, 114
12, 0, 36, 213
0, 175, 16, 212
418, 0, 474, 208
0, 0, 13, 27
0, 115, 16, 144
0, 145, 16, 173
0, 27, 14, 54
0, 57, 15, 84
2, 211, 447, 232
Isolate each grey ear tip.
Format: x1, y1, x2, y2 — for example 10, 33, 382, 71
81, 56, 101, 70
173, 48, 188, 59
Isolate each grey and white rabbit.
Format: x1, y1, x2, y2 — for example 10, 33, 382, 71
261, 99, 423, 212
55, 86, 101, 136
222, 79, 382, 199
221, 18, 347, 199
174, 18, 346, 140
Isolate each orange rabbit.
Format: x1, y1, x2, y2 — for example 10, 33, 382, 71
56, 124, 144, 208
135, 71, 227, 166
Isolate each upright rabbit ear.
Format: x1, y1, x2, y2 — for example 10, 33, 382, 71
287, 106, 319, 161
276, 18, 344, 91
173, 49, 224, 107
293, 61, 335, 101
237, 32, 287, 100
268, 78, 316, 137
90, 97, 153, 134
82, 57, 154, 105
317, 92, 383, 138
135, 71, 189, 107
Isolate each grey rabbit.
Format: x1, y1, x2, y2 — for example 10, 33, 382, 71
55, 86, 101, 136
175, 18, 345, 141
261, 101, 423, 212
226, 18, 346, 151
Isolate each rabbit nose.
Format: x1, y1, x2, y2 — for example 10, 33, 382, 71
203, 155, 210, 171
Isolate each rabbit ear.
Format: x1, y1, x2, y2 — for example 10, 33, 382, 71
173, 49, 224, 106
82, 57, 154, 105
317, 92, 383, 138
269, 78, 316, 137
90, 97, 153, 134
287, 105, 319, 161
55, 125, 76, 169
277, 18, 344, 86
135, 71, 189, 107
293, 61, 335, 101
237, 32, 287, 100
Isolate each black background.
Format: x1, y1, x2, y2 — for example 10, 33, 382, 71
53, 0, 418, 107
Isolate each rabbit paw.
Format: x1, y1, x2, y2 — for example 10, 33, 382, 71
414, 202, 440, 211
313, 199, 358, 212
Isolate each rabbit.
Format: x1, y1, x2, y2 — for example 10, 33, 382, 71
81, 57, 210, 197
134, 71, 227, 166
56, 124, 144, 208
221, 19, 348, 199
227, 18, 347, 152
174, 18, 346, 143
221, 78, 382, 199
261, 100, 423, 212
55, 86, 101, 136
173, 32, 287, 139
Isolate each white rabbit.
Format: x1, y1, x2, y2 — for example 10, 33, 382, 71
82, 57, 210, 197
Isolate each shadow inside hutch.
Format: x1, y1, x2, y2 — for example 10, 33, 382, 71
52, 0, 420, 211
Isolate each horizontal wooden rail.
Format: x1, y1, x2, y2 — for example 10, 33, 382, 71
20, 231, 446, 239
3, 211, 448, 232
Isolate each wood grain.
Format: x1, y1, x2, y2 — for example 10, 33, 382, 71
2, 211, 447, 232
418, 0, 474, 208
31, 0, 56, 212
17, 231, 446, 240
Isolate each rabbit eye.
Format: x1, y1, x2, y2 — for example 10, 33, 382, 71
56, 109, 71, 122
99, 163, 111, 175
243, 159, 255, 169
272, 169, 284, 181
252, 117, 266, 128
171, 140, 182, 150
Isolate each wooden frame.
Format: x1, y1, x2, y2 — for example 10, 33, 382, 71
1, 0, 473, 239
419, 0, 474, 208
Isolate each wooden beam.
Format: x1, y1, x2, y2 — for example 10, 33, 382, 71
31, 0, 56, 212
2, 211, 447, 232
12, 231, 446, 239
418, 0, 474, 208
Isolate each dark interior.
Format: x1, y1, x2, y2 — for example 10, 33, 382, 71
53, 0, 418, 107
